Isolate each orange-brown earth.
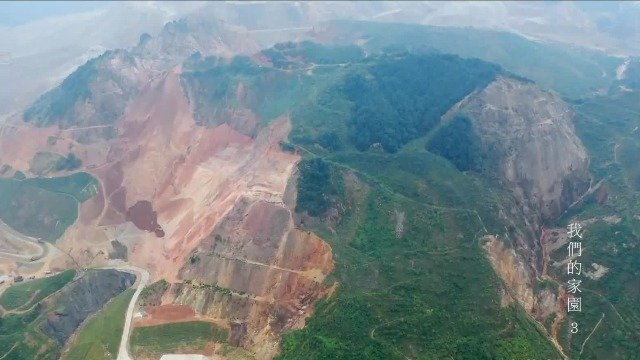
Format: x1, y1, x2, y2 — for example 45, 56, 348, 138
0, 65, 334, 359
134, 304, 197, 327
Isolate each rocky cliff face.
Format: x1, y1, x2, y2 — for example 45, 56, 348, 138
133, 15, 260, 68
41, 269, 135, 345
459, 77, 590, 352
461, 77, 591, 224
175, 196, 333, 358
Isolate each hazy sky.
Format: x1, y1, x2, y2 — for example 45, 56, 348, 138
0, 1, 111, 26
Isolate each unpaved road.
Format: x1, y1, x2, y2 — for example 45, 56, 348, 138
0, 220, 46, 261
99, 264, 149, 360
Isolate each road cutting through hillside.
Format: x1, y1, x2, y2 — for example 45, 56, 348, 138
0, 219, 65, 279
0, 220, 47, 261
98, 264, 149, 360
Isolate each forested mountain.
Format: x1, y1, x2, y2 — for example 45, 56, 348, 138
0, 4, 638, 360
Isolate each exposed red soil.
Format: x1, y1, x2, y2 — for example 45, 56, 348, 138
140, 304, 196, 324
279, 230, 334, 274
0, 64, 333, 358
126, 200, 164, 237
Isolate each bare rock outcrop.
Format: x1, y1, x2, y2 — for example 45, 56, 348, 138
466, 78, 590, 351
175, 198, 334, 359
461, 77, 590, 224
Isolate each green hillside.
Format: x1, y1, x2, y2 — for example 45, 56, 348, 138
0, 172, 97, 240
319, 20, 623, 99
279, 151, 557, 359
180, 47, 564, 359
65, 289, 134, 360
554, 91, 640, 358
0, 270, 75, 311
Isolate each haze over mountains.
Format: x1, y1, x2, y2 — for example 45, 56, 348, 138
1, 1, 639, 120
0, 1, 639, 360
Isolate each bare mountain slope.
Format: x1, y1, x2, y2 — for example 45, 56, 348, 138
460, 77, 591, 222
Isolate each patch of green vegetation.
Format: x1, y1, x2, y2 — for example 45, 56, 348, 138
184, 45, 498, 152
29, 152, 65, 176
549, 218, 640, 358
550, 91, 640, 357
325, 20, 622, 99
342, 54, 499, 152
64, 288, 134, 360
108, 240, 127, 261
0, 269, 134, 360
185, 281, 233, 297
131, 321, 227, 358
286, 51, 499, 155
55, 153, 82, 172
23, 50, 136, 129
28, 172, 98, 202
0, 270, 75, 311
427, 115, 483, 171
24, 55, 99, 126
278, 140, 296, 153
0, 172, 98, 240
29, 152, 82, 176
139, 279, 169, 303
0, 164, 12, 175
261, 41, 365, 69
296, 158, 344, 217
217, 344, 256, 359
13, 171, 26, 180
0, 297, 62, 359
279, 148, 557, 359
183, 55, 322, 126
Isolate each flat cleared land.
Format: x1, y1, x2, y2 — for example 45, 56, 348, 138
0, 219, 41, 257
0, 269, 75, 311
131, 321, 227, 359
64, 288, 135, 360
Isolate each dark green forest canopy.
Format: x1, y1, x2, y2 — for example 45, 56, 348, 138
181, 44, 501, 154
261, 41, 365, 69
341, 54, 499, 152
427, 115, 483, 172
296, 158, 344, 217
